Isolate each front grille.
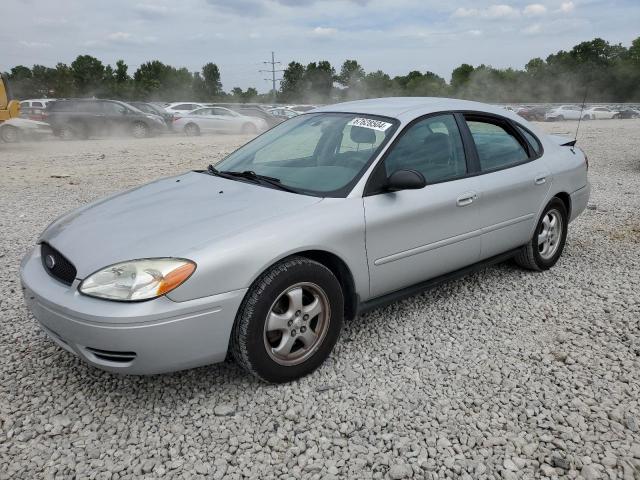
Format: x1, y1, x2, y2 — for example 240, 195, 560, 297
41, 243, 77, 286
85, 347, 137, 363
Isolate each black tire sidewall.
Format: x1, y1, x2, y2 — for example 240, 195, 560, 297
234, 258, 344, 383
531, 199, 568, 270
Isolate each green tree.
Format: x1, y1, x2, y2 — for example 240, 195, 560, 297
280, 61, 305, 102
201, 62, 222, 99
303, 61, 335, 102
450, 64, 474, 92
71, 55, 105, 95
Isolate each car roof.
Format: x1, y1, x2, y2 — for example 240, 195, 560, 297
312, 97, 523, 123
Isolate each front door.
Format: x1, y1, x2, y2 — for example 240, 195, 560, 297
363, 113, 482, 299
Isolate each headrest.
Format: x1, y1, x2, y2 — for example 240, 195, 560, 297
350, 126, 376, 144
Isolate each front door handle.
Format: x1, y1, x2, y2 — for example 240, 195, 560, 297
456, 192, 477, 207
535, 176, 546, 185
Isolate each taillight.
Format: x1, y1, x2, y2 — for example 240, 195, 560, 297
173, 116, 180, 122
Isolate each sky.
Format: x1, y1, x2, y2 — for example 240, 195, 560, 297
2, 0, 639, 93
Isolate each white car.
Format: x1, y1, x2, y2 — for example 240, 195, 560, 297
164, 102, 207, 115
268, 107, 300, 120
20, 99, 55, 121
173, 107, 268, 135
582, 106, 619, 120
545, 105, 583, 121
0, 117, 52, 143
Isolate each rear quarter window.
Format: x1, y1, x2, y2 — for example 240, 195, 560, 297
515, 124, 543, 156
466, 120, 529, 171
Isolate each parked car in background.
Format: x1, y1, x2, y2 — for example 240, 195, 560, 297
224, 105, 282, 128
164, 102, 206, 115
45, 99, 167, 139
582, 106, 619, 120
545, 105, 582, 121
0, 117, 51, 143
613, 108, 640, 119
21, 97, 590, 382
516, 106, 547, 122
129, 101, 175, 128
173, 106, 268, 135
289, 105, 318, 113
268, 107, 300, 120
20, 99, 55, 121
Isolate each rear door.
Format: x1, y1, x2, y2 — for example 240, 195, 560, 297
462, 114, 551, 259
363, 113, 482, 298
212, 108, 241, 132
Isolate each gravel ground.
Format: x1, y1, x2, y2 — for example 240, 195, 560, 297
1, 121, 639, 480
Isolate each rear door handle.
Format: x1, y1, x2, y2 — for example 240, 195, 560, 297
535, 176, 546, 185
456, 192, 477, 207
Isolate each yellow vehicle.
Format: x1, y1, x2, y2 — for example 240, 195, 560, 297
1, 72, 20, 122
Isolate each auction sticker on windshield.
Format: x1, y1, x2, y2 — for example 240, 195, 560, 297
347, 117, 393, 131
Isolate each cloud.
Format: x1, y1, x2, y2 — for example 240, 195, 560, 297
485, 4, 520, 18
107, 32, 132, 41
452, 7, 477, 18
467, 29, 483, 36
524, 4, 547, 16
134, 4, 173, 18
19, 40, 52, 48
453, 4, 520, 19
312, 26, 338, 36
105, 32, 158, 45
524, 23, 542, 35
560, 1, 575, 13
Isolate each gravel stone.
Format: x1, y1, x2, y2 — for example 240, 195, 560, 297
1, 121, 640, 480
388, 463, 413, 479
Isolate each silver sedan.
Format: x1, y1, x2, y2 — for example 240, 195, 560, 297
173, 106, 268, 135
20, 98, 590, 382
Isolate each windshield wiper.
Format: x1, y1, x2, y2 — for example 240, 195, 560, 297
218, 169, 299, 193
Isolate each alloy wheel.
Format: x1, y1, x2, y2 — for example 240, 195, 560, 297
538, 208, 563, 260
263, 282, 331, 366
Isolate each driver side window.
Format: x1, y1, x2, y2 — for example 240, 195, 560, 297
384, 114, 467, 183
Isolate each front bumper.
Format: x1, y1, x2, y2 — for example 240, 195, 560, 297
20, 246, 247, 374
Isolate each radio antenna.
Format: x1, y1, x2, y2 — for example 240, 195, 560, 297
574, 86, 588, 144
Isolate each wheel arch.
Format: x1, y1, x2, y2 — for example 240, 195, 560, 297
553, 191, 571, 219
249, 249, 359, 322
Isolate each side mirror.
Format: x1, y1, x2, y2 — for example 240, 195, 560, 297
386, 169, 426, 192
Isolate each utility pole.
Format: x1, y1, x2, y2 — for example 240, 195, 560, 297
260, 51, 284, 102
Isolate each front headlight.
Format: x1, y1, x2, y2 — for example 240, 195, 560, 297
79, 258, 196, 301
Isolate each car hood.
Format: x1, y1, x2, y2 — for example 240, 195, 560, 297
41, 171, 321, 278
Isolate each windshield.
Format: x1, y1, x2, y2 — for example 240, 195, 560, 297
214, 112, 398, 197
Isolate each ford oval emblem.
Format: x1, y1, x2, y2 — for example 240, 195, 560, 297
45, 255, 56, 269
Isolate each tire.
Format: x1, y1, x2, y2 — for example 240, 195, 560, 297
58, 125, 76, 140
556, 115, 565, 121
0, 126, 20, 143
515, 198, 568, 271
184, 123, 200, 136
241, 123, 257, 135
583, 114, 590, 120
131, 122, 149, 139
230, 256, 344, 383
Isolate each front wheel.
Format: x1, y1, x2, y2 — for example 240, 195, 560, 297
230, 257, 344, 383
131, 122, 150, 139
0, 126, 20, 143
515, 198, 568, 271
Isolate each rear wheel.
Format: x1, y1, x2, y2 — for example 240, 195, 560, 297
131, 122, 149, 139
241, 123, 257, 135
58, 125, 76, 140
515, 198, 568, 271
184, 123, 200, 136
231, 257, 343, 383
0, 126, 20, 143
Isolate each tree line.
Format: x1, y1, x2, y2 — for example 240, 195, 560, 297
6, 36, 640, 104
